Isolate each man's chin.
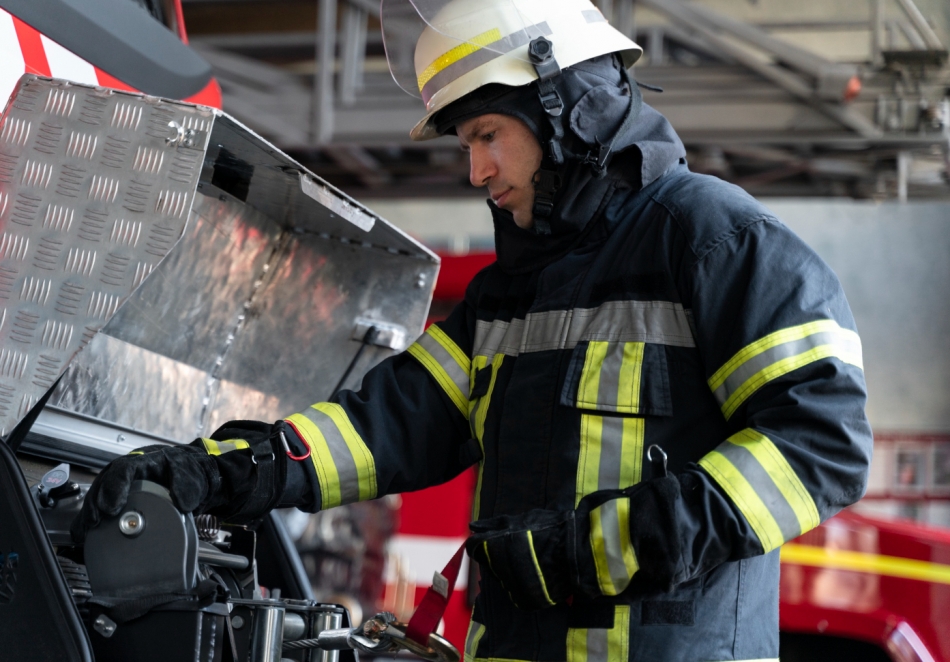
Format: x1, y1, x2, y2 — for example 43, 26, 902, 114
511, 210, 534, 230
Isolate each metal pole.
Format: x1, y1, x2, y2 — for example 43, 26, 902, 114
340, 4, 367, 106
898, 151, 911, 202
871, 0, 884, 66
894, 0, 945, 51
616, 0, 636, 39
312, 0, 337, 145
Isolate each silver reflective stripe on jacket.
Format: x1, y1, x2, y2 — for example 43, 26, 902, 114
473, 300, 695, 358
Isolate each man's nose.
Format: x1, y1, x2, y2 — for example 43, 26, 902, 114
469, 149, 496, 188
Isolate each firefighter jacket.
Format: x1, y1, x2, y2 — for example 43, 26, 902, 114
283, 106, 873, 662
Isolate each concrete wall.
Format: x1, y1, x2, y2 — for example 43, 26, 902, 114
769, 200, 950, 434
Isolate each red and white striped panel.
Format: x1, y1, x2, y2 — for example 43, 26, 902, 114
0, 8, 221, 109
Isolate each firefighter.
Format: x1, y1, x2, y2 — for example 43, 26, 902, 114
74, 0, 873, 659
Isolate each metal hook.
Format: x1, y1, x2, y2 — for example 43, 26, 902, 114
647, 444, 668, 478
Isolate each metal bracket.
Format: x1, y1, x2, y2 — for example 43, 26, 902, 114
352, 318, 407, 351
165, 121, 206, 149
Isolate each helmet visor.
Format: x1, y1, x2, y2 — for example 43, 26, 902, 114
382, 0, 539, 102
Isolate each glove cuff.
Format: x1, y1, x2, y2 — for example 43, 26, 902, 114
574, 475, 683, 599
227, 432, 286, 522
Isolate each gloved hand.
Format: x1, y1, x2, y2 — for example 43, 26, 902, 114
71, 420, 311, 543
466, 475, 681, 610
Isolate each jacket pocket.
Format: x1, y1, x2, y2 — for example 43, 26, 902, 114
564, 341, 672, 506
560, 340, 672, 416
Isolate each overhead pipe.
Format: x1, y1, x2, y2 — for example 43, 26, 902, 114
637, 0, 879, 138
894, 0, 946, 52
638, 0, 862, 103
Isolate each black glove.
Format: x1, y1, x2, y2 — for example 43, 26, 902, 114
71, 420, 310, 543
466, 475, 682, 610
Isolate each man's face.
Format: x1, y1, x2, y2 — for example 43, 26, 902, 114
457, 113, 543, 230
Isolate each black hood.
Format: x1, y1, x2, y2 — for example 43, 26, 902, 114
435, 55, 686, 274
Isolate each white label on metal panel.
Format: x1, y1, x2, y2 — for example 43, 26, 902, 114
0, 10, 25, 106
299, 174, 375, 232
41, 35, 99, 86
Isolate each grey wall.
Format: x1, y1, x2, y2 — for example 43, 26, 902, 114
765, 200, 950, 433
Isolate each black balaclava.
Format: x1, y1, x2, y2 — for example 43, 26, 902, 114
433, 53, 648, 274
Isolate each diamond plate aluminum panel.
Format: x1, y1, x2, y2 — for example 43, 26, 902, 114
1, 75, 439, 453
0, 76, 209, 435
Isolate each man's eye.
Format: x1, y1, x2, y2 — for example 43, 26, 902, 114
483, 132, 495, 142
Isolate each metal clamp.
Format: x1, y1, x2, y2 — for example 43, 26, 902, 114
165, 121, 203, 148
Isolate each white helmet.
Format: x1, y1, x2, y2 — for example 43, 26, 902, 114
382, 0, 643, 141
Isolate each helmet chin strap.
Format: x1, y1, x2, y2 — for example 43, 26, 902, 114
527, 38, 642, 234
528, 36, 564, 235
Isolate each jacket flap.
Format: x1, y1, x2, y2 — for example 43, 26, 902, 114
561, 340, 672, 416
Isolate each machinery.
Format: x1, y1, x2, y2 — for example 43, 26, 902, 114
0, 73, 454, 661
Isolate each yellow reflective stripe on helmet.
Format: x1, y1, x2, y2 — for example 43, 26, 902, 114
708, 320, 863, 420
576, 414, 643, 506
287, 404, 377, 509
699, 429, 819, 553
589, 498, 639, 596
576, 341, 645, 414
407, 324, 472, 417
200, 438, 251, 456
463, 620, 486, 662
417, 28, 503, 92
566, 605, 631, 662
525, 530, 555, 606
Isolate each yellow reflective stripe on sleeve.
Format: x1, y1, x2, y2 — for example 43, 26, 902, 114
708, 319, 863, 420
417, 28, 503, 91
525, 530, 555, 606
288, 412, 340, 509
463, 620, 486, 662
287, 403, 377, 509
781, 543, 950, 585
566, 605, 631, 662
589, 498, 639, 596
699, 429, 819, 553
407, 325, 472, 417
201, 438, 250, 456
700, 449, 784, 552
730, 429, 820, 535
576, 414, 644, 507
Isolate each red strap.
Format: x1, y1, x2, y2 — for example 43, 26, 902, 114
405, 542, 466, 645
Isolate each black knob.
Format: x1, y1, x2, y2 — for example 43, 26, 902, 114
528, 37, 554, 64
